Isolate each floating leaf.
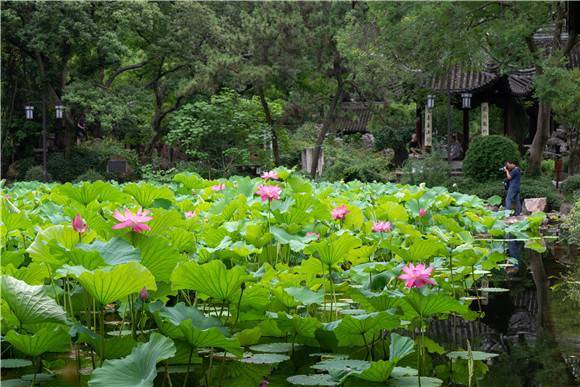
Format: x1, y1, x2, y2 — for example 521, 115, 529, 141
390, 376, 443, 386
249, 342, 297, 353
0, 359, 33, 368
239, 353, 290, 364
287, 374, 339, 386
446, 351, 499, 361
479, 287, 510, 293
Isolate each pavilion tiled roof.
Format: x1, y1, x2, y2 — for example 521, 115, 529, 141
331, 102, 382, 134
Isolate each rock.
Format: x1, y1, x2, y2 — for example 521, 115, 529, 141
362, 133, 375, 148
560, 202, 573, 216
524, 197, 547, 213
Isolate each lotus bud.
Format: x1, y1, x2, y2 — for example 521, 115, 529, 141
139, 287, 149, 302
72, 214, 88, 234
418, 208, 427, 217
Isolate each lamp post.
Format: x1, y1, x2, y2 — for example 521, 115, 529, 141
461, 93, 472, 153
24, 97, 64, 182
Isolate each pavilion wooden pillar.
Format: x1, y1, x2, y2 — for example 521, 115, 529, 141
416, 106, 423, 147
462, 109, 469, 152
504, 97, 513, 138
424, 108, 433, 148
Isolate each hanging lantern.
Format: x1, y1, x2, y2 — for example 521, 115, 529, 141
461, 93, 472, 109
55, 105, 64, 119
426, 95, 435, 109
25, 105, 34, 120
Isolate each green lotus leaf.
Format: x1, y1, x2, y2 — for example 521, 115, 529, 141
26, 225, 96, 266
332, 312, 400, 346
1, 262, 50, 285
234, 326, 262, 346
75, 325, 137, 359
351, 360, 396, 382
1, 276, 67, 330
286, 374, 339, 386
146, 209, 185, 236
78, 237, 141, 266
75, 262, 156, 305
88, 333, 176, 387
0, 359, 33, 368
305, 232, 362, 267
56, 181, 126, 206
270, 227, 312, 252
378, 201, 409, 223
389, 333, 415, 363
350, 288, 403, 311
249, 342, 297, 353
5, 326, 70, 356
124, 182, 175, 208
389, 376, 443, 386
239, 353, 290, 364
134, 236, 183, 282
150, 302, 226, 339
402, 291, 472, 319
268, 312, 322, 339
311, 358, 370, 372
171, 260, 245, 303
173, 172, 206, 191
446, 350, 499, 361
178, 320, 242, 356
284, 286, 324, 306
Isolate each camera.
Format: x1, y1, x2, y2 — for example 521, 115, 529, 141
499, 167, 506, 172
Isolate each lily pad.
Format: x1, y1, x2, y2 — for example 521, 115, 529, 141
249, 342, 298, 353
240, 353, 290, 364
311, 359, 370, 372
20, 373, 56, 382
479, 287, 510, 293
389, 376, 443, 386
1, 359, 33, 368
287, 374, 338, 386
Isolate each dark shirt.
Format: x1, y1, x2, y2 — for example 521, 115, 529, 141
508, 167, 521, 191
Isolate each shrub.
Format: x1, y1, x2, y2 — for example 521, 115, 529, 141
322, 138, 393, 182
562, 175, 580, 198
74, 169, 105, 183
47, 150, 102, 182
401, 151, 450, 187
464, 135, 521, 181
369, 102, 416, 166
24, 165, 49, 181
562, 200, 580, 245
541, 159, 555, 176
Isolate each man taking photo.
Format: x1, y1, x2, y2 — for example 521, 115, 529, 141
503, 160, 522, 216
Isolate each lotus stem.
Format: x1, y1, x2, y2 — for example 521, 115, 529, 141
182, 347, 193, 387
100, 309, 105, 365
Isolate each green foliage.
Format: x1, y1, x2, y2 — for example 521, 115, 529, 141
401, 151, 450, 187
541, 159, 555, 177
520, 176, 562, 210
24, 166, 47, 181
561, 175, 580, 198
166, 89, 279, 177
322, 138, 393, 182
74, 169, 105, 183
369, 103, 416, 159
561, 201, 580, 246
464, 136, 521, 181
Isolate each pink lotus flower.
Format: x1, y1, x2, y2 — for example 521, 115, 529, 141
261, 170, 279, 180
72, 214, 88, 234
418, 208, 427, 217
372, 221, 392, 233
306, 231, 320, 239
257, 185, 282, 202
331, 205, 350, 220
112, 208, 153, 233
211, 184, 225, 192
398, 262, 436, 288
184, 211, 196, 219
139, 287, 149, 302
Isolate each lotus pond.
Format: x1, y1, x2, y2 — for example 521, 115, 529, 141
0, 170, 559, 386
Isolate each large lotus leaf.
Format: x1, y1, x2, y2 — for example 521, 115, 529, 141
268, 312, 322, 339
287, 374, 339, 386
350, 289, 403, 312
5, 326, 70, 356
88, 333, 176, 387
0, 202, 32, 235
389, 333, 415, 363
249, 342, 296, 353
56, 181, 126, 206
1, 276, 67, 330
173, 172, 206, 190
75, 325, 137, 359
1, 262, 50, 285
237, 284, 270, 312
78, 237, 141, 266
146, 209, 185, 236
26, 225, 96, 266
270, 227, 313, 252
75, 262, 156, 305
390, 376, 443, 386
312, 358, 370, 372
332, 312, 400, 346
403, 238, 447, 262
240, 353, 290, 364
171, 260, 245, 303
284, 286, 324, 306
149, 302, 226, 339
378, 201, 409, 223
178, 320, 242, 356
166, 228, 197, 252
134, 236, 183, 282
305, 233, 362, 267
124, 182, 175, 208
351, 360, 396, 382
402, 291, 472, 319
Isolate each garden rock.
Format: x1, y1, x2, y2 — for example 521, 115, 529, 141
523, 197, 547, 213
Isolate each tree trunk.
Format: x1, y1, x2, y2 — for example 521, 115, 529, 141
310, 56, 344, 179
258, 89, 280, 165
569, 130, 580, 176
527, 101, 551, 176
